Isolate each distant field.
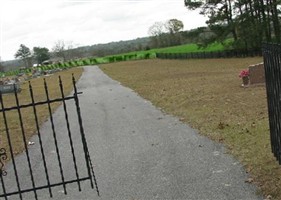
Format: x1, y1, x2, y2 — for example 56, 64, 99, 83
109, 42, 225, 58
0, 42, 226, 77
148, 42, 225, 53
87, 42, 225, 65
100, 57, 281, 199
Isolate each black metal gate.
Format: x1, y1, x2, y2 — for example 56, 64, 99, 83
0, 75, 99, 199
263, 43, 281, 164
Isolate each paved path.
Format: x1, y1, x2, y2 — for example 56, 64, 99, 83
2, 66, 261, 200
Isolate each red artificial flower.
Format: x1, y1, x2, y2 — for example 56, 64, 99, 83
239, 69, 249, 78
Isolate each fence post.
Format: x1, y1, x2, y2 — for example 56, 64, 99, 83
263, 43, 281, 164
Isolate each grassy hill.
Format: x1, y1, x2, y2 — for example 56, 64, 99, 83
147, 42, 225, 54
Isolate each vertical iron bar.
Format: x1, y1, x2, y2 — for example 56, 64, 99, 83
29, 82, 53, 197
14, 84, 38, 200
0, 171, 7, 200
267, 47, 276, 155
0, 91, 23, 200
44, 79, 67, 195
0, 129, 7, 199
263, 43, 281, 163
270, 45, 281, 162
277, 48, 281, 162
267, 46, 278, 158
274, 46, 281, 164
72, 75, 100, 196
72, 75, 93, 187
272, 47, 281, 162
58, 76, 81, 191
86, 149, 100, 196
263, 47, 275, 154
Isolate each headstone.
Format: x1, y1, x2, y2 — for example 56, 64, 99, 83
249, 63, 265, 85
0, 84, 21, 94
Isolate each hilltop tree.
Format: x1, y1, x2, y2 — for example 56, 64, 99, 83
33, 47, 50, 64
15, 44, 32, 68
165, 19, 184, 34
165, 19, 184, 46
148, 19, 185, 48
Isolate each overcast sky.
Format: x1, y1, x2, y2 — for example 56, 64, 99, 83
0, 0, 207, 61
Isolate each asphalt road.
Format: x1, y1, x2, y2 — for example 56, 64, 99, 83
1, 66, 262, 200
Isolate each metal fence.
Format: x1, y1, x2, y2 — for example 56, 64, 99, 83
0, 75, 99, 199
156, 49, 262, 60
263, 43, 281, 164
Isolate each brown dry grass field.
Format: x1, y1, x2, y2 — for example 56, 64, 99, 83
0, 67, 83, 160
100, 58, 281, 199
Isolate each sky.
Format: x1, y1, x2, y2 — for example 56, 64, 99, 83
0, 0, 207, 61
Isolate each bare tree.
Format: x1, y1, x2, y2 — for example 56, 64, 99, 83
52, 40, 67, 61
0, 58, 3, 72
148, 22, 168, 48
52, 40, 81, 61
148, 22, 165, 36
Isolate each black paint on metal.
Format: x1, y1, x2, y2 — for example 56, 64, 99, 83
0, 76, 99, 199
263, 43, 281, 164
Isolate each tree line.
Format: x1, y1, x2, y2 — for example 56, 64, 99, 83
0, 37, 152, 71
13, 40, 80, 68
184, 0, 281, 50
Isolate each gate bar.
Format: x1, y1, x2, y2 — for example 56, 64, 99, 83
72, 75, 100, 196
0, 94, 82, 113
29, 82, 53, 198
14, 84, 38, 200
44, 79, 67, 195
0, 148, 8, 200
58, 76, 82, 191
0, 176, 91, 198
0, 173, 7, 200
0, 91, 23, 200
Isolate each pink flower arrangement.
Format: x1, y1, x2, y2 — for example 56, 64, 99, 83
239, 69, 249, 78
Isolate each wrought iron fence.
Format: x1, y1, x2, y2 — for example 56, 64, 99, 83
0, 75, 99, 199
156, 49, 262, 60
263, 43, 281, 164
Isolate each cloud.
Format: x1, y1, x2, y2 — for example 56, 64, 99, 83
0, 0, 207, 61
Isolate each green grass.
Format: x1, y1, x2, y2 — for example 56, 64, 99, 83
148, 42, 225, 53
83, 42, 224, 65
85, 41, 225, 66
104, 42, 225, 58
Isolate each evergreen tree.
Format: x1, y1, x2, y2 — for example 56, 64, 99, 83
14, 44, 32, 68
33, 47, 50, 64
